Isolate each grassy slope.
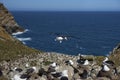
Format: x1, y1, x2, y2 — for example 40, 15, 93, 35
109, 47, 120, 66
0, 26, 41, 62
0, 39, 41, 61
0, 27, 13, 40
0, 3, 42, 62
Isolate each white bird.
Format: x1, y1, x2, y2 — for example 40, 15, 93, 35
77, 54, 89, 66
103, 57, 115, 66
26, 66, 37, 74
83, 60, 89, 66
103, 64, 110, 71
13, 67, 18, 71
12, 74, 27, 80
50, 62, 59, 71
50, 62, 57, 67
65, 60, 74, 65
69, 60, 74, 65
32, 67, 37, 72
61, 70, 68, 77
25, 63, 29, 68
59, 70, 69, 80
103, 57, 109, 63
13, 67, 23, 73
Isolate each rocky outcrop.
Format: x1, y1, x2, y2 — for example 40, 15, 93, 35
0, 52, 120, 80
0, 3, 24, 34
0, 3, 41, 62
109, 43, 120, 66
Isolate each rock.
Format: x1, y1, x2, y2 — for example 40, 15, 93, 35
0, 52, 120, 80
0, 69, 3, 77
0, 3, 24, 34
95, 77, 110, 80
28, 73, 40, 80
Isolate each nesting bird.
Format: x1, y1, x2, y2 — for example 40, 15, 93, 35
76, 54, 92, 79
44, 62, 61, 80
77, 54, 90, 66
51, 72, 62, 78
65, 59, 79, 78
103, 57, 115, 66
12, 74, 30, 80
97, 57, 118, 79
26, 67, 37, 74
102, 64, 110, 71
65, 60, 79, 74
65, 60, 74, 66
102, 57, 118, 75
60, 70, 69, 80
97, 64, 112, 79
13, 67, 23, 73
50, 62, 59, 71
47, 62, 59, 77
50, 62, 58, 67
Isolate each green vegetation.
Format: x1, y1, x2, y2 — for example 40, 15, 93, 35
109, 51, 120, 66
0, 27, 13, 40
95, 56, 105, 65
0, 39, 42, 62
43, 61, 53, 66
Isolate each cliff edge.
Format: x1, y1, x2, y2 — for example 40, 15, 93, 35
0, 3, 40, 62
0, 3, 24, 35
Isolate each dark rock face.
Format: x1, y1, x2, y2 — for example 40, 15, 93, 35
0, 3, 24, 34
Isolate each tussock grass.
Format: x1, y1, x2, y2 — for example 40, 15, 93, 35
0, 40, 42, 62
95, 56, 105, 65
109, 51, 120, 66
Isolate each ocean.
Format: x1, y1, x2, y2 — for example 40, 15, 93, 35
11, 11, 120, 56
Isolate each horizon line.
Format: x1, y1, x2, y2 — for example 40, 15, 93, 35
10, 10, 120, 12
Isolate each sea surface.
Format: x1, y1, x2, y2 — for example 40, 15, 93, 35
12, 11, 120, 56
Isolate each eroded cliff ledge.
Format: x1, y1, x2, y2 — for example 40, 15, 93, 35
0, 3, 24, 35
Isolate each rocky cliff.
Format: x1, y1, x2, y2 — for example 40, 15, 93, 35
0, 3, 24, 35
0, 3, 40, 62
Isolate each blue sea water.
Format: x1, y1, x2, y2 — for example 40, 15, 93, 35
12, 11, 120, 56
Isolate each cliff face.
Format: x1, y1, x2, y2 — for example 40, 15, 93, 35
0, 27, 13, 40
0, 3, 24, 35
0, 3, 40, 62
